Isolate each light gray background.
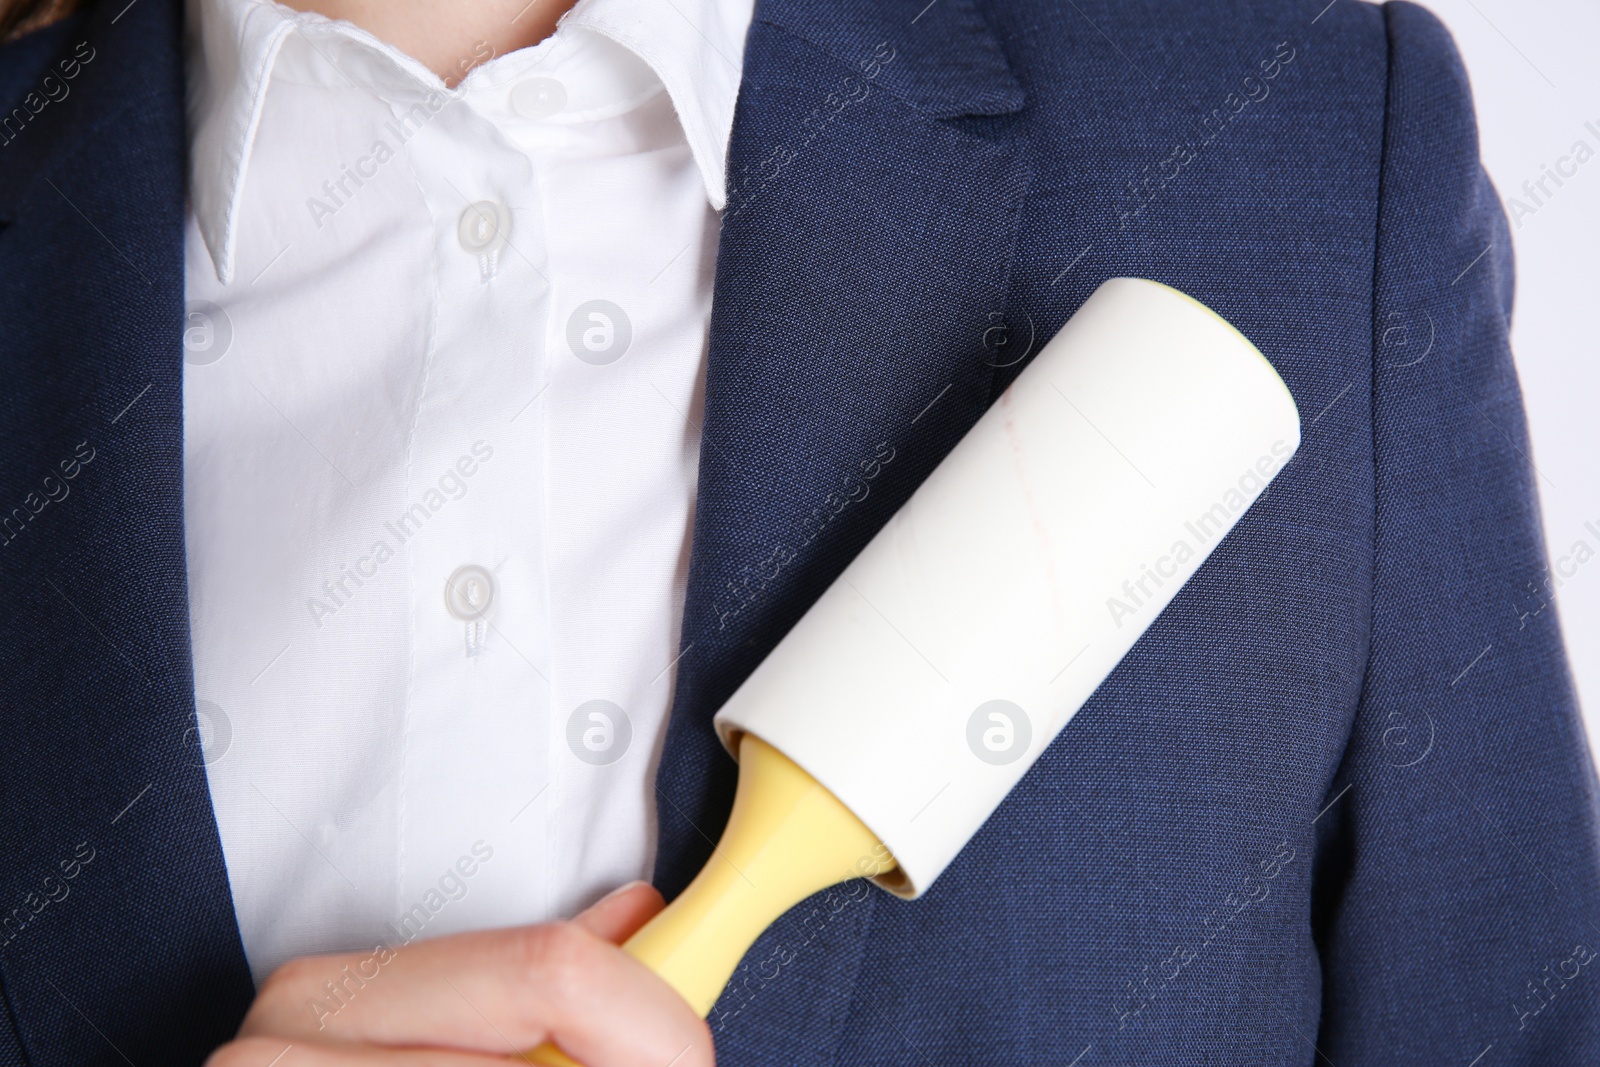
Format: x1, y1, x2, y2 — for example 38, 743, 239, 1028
1421, 0, 1599, 764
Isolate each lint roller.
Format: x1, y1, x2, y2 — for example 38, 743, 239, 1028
525, 277, 1301, 1065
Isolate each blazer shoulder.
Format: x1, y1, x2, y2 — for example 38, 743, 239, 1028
1380, 0, 1480, 126
989, 0, 1391, 123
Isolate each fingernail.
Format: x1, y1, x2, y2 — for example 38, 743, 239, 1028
596, 879, 651, 905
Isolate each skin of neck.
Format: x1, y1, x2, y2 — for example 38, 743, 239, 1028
279, 0, 580, 84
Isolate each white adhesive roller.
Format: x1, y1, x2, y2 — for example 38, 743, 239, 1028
713, 276, 1301, 896
524, 277, 1301, 1064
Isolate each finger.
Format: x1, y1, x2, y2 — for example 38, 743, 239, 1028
207, 1033, 509, 1065
239, 922, 712, 1067
570, 881, 664, 943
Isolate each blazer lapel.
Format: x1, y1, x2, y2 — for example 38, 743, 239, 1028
0, 0, 255, 1062
653, 0, 1030, 1056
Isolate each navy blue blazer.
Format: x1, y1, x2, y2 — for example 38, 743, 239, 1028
1, 0, 1597, 1063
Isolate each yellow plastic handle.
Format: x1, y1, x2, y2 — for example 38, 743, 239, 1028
521, 733, 894, 1065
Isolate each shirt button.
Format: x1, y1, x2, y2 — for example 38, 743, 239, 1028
457, 201, 510, 255
511, 77, 566, 120
444, 565, 496, 620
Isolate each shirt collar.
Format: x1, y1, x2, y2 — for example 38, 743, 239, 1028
187, 0, 753, 284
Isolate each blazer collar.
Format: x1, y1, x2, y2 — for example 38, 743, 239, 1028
755, 0, 1023, 120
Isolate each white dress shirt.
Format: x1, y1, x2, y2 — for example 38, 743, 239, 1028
182, 0, 750, 982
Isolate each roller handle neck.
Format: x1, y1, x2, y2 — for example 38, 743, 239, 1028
522, 734, 894, 1065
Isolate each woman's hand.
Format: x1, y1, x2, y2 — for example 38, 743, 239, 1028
206, 882, 713, 1067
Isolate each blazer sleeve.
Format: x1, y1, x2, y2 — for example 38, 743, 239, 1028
1314, 3, 1600, 1063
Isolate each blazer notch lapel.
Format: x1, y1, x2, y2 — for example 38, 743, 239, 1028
755, 0, 1025, 119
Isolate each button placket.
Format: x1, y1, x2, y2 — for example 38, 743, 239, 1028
388, 88, 555, 926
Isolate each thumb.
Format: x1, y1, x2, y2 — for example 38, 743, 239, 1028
571, 881, 665, 944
